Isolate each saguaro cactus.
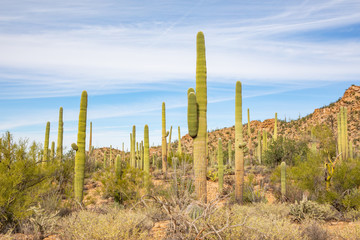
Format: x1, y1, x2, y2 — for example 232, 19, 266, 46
247, 108, 252, 164
177, 126, 182, 155
187, 32, 207, 202
262, 130, 268, 154
281, 161, 286, 200
56, 107, 63, 161
274, 112, 278, 141
257, 131, 262, 164
168, 125, 172, 157
115, 154, 121, 177
109, 145, 112, 165
50, 141, 55, 161
43, 121, 50, 165
235, 81, 245, 203
144, 125, 150, 187
131, 126, 136, 167
74, 90, 88, 203
89, 122, 92, 153
218, 138, 224, 193
162, 102, 168, 172
337, 107, 349, 160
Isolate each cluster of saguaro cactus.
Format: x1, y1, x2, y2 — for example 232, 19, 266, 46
235, 81, 245, 203
73, 90, 88, 203
337, 106, 349, 160
218, 138, 223, 193
56, 107, 63, 161
43, 121, 50, 166
274, 112, 278, 141
187, 31, 208, 202
162, 102, 169, 173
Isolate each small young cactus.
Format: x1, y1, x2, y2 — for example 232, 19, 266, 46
177, 126, 182, 155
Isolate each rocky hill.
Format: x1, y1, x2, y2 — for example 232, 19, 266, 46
94, 85, 360, 161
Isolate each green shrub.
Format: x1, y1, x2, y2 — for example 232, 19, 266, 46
95, 163, 148, 204
263, 136, 309, 168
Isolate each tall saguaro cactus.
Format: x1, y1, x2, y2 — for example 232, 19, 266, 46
74, 90, 88, 203
274, 113, 278, 141
218, 138, 224, 193
115, 155, 121, 177
144, 125, 150, 188
162, 102, 168, 173
43, 121, 50, 165
257, 131, 262, 164
131, 126, 136, 167
177, 126, 182, 155
337, 107, 349, 160
56, 107, 63, 161
235, 81, 245, 203
187, 31, 208, 202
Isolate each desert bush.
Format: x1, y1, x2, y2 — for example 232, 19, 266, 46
95, 163, 148, 205
243, 174, 267, 203
289, 199, 340, 222
59, 207, 151, 240
301, 221, 329, 240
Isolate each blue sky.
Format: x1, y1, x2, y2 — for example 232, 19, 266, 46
0, 0, 359, 151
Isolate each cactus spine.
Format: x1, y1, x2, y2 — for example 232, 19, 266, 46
144, 125, 150, 187
218, 138, 223, 193
162, 102, 168, 172
177, 126, 182, 155
43, 121, 50, 165
56, 107, 63, 161
187, 32, 207, 202
168, 125, 172, 157
131, 126, 136, 167
50, 141, 55, 161
74, 90, 88, 203
235, 81, 244, 203
228, 140, 232, 166
281, 161, 286, 199
274, 112, 278, 141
